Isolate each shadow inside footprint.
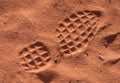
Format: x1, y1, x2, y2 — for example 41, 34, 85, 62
37, 71, 59, 83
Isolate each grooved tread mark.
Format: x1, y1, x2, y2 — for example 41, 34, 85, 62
55, 10, 101, 57
18, 42, 52, 73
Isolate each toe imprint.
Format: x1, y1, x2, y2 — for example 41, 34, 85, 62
55, 10, 102, 57
18, 42, 52, 73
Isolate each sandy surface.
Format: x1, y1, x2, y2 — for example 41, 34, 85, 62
0, 0, 120, 83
